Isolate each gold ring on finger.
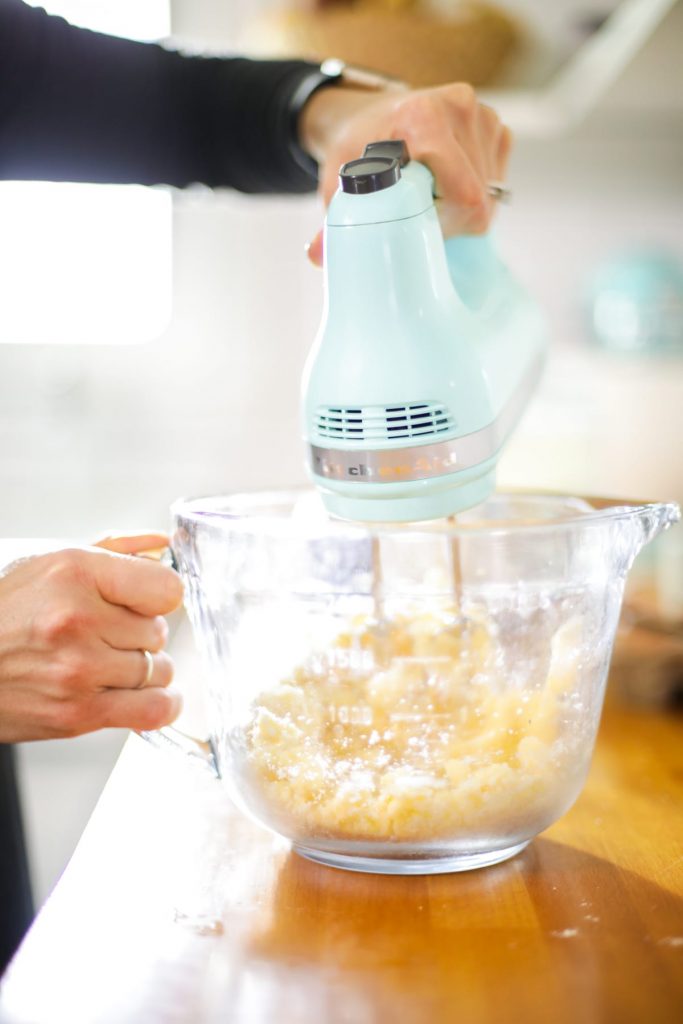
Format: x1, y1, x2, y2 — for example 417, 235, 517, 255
135, 649, 154, 690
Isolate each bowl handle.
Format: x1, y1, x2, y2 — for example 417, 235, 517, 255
129, 544, 219, 777
138, 725, 219, 778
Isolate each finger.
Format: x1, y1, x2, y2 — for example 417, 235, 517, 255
428, 142, 490, 237
319, 157, 342, 210
92, 686, 183, 732
95, 647, 174, 690
2, 679, 181, 739
100, 607, 169, 653
470, 107, 500, 231
421, 137, 486, 212
476, 103, 503, 183
495, 124, 513, 182
390, 88, 486, 208
88, 549, 183, 616
306, 230, 324, 268
46, 641, 174, 696
94, 532, 170, 556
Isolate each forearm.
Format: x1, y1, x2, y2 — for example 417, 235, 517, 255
0, 0, 320, 191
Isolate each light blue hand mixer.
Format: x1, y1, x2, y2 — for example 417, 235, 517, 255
302, 141, 546, 523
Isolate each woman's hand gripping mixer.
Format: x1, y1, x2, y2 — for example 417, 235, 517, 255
301, 140, 547, 524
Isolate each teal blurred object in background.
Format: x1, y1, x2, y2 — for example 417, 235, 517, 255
586, 250, 683, 354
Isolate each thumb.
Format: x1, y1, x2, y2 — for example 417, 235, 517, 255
94, 532, 170, 557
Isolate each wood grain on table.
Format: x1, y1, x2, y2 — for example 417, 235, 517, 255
0, 701, 681, 1024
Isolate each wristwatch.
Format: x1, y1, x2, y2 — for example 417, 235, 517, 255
288, 58, 408, 178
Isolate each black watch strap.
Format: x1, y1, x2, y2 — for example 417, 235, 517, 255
287, 59, 406, 181
287, 62, 344, 180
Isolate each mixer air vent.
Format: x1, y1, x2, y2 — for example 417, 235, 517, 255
316, 402, 455, 442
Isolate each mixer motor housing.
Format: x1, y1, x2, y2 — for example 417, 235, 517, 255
302, 140, 546, 523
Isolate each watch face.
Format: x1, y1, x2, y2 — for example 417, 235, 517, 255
321, 58, 407, 92
320, 57, 345, 81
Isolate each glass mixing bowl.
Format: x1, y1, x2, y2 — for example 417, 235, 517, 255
148, 490, 679, 875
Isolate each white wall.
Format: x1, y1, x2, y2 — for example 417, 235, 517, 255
0, 188, 321, 539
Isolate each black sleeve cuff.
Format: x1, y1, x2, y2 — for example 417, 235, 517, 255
0, 0, 325, 193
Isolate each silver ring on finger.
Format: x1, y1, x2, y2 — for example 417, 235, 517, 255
487, 181, 511, 203
135, 649, 154, 690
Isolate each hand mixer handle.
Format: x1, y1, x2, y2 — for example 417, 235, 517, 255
360, 141, 506, 312
445, 234, 511, 313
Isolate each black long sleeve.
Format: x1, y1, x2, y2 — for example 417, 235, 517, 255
0, 745, 33, 975
0, 0, 319, 192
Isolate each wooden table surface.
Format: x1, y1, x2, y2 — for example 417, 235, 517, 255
1, 688, 682, 1024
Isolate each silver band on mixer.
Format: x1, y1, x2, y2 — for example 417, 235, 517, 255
136, 649, 154, 690
309, 353, 543, 485
487, 181, 511, 203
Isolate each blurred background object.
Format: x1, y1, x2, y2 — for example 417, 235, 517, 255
1, 0, 681, 913
242, 1, 521, 88
585, 249, 683, 354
